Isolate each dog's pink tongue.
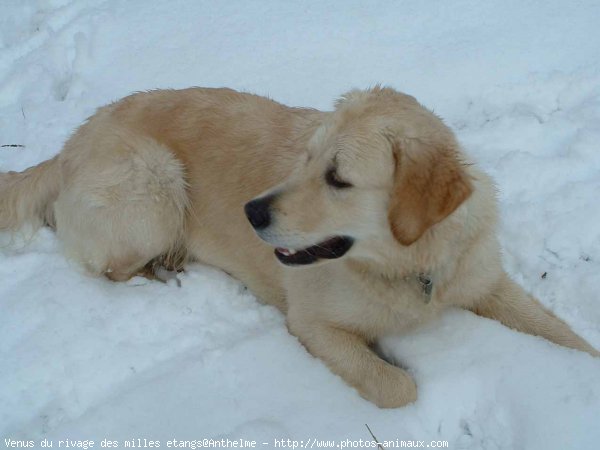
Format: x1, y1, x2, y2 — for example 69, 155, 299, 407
277, 248, 297, 256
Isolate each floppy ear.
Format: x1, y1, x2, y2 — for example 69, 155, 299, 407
388, 139, 473, 245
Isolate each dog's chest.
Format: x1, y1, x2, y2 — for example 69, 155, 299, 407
330, 271, 448, 335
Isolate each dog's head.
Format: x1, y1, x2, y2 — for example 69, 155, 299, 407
245, 87, 473, 267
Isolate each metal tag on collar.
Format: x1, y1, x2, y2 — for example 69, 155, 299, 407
418, 273, 433, 303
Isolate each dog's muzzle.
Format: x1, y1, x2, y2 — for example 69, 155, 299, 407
244, 196, 354, 266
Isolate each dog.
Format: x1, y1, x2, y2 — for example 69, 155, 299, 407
1, 86, 597, 407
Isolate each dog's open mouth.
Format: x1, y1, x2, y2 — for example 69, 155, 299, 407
274, 236, 354, 266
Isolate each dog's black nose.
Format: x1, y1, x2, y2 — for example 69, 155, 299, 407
244, 196, 273, 230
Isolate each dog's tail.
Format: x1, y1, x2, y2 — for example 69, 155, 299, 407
0, 155, 62, 231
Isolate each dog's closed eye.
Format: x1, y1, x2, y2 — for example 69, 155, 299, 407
325, 167, 352, 189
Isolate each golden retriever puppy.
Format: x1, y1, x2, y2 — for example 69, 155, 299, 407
1, 86, 597, 407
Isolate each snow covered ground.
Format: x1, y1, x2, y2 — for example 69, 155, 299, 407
1, 1, 600, 448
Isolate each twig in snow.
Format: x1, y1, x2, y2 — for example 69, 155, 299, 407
365, 424, 387, 450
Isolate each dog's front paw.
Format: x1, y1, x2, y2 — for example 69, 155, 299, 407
359, 363, 417, 408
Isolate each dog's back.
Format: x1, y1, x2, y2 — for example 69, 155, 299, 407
0, 88, 318, 307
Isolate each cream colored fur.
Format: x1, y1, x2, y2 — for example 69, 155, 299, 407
1, 86, 597, 408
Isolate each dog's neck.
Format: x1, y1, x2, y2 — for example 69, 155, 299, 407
345, 257, 436, 304
347, 223, 462, 281
345, 201, 477, 302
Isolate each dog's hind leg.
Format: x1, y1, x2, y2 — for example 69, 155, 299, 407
470, 273, 599, 356
54, 134, 188, 281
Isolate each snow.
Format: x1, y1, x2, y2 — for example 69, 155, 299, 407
1, 1, 600, 448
